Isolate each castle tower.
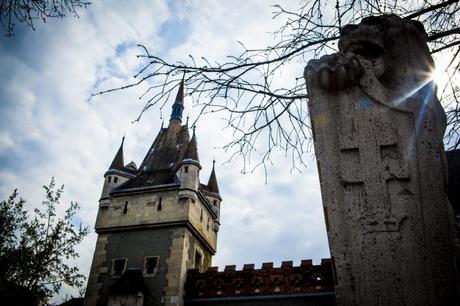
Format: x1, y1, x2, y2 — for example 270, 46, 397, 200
84, 81, 222, 306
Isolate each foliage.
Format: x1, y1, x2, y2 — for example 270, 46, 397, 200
0, 0, 90, 36
92, 0, 460, 172
0, 178, 89, 303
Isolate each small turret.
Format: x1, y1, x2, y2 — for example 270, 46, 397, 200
206, 160, 222, 219
178, 127, 201, 201
109, 137, 125, 171
207, 160, 219, 194
100, 137, 135, 206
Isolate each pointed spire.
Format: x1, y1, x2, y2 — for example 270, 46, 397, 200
184, 126, 199, 162
175, 77, 184, 104
170, 77, 185, 122
207, 159, 219, 194
109, 136, 125, 170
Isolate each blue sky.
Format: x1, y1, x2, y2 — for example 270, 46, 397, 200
0, 0, 330, 302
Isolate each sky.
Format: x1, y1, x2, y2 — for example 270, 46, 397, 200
0, 0, 330, 302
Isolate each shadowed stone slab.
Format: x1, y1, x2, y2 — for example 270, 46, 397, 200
305, 14, 458, 306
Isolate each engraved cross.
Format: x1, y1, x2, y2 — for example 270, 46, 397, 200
339, 99, 409, 232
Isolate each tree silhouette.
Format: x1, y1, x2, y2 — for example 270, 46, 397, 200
0, 0, 90, 36
0, 178, 89, 304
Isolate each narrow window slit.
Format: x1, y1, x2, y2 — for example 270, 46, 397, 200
158, 197, 162, 211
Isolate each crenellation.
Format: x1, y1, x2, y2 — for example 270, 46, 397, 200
224, 265, 236, 272
261, 262, 273, 270
281, 260, 293, 269
196, 260, 328, 273
184, 259, 334, 300
243, 264, 254, 271
207, 266, 219, 272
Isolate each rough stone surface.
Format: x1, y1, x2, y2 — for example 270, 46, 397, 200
304, 14, 458, 305
447, 149, 460, 281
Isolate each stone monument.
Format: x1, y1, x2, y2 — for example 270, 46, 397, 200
304, 15, 458, 305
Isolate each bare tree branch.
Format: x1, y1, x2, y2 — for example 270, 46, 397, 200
92, 0, 460, 172
0, 0, 90, 36
404, 0, 459, 20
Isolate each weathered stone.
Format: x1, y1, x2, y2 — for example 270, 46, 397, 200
305, 14, 458, 305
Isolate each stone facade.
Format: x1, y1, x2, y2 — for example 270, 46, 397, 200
305, 15, 458, 305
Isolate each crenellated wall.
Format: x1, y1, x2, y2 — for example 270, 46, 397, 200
184, 259, 335, 306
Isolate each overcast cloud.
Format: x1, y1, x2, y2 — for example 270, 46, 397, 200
0, 0, 329, 302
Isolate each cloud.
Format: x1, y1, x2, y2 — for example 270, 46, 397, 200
0, 0, 329, 302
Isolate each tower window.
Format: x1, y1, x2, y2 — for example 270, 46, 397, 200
112, 258, 127, 276
200, 209, 203, 222
144, 256, 159, 276
194, 251, 202, 270
157, 197, 162, 211
114, 177, 118, 183
123, 201, 128, 214
108, 176, 111, 183
184, 166, 188, 173
207, 218, 210, 230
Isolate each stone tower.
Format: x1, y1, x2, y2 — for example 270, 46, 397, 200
84, 80, 222, 306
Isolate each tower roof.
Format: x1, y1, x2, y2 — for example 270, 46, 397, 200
115, 82, 193, 189
175, 78, 184, 105
207, 160, 219, 194
109, 137, 125, 171
184, 127, 199, 162
170, 78, 185, 122
119, 125, 190, 188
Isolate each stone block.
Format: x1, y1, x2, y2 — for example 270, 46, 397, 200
300, 260, 312, 268
281, 261, 293, 269
305, 14, 458, 306
261, 262, 273, 270
224, 265, 236, 272
243, 264, 255, 270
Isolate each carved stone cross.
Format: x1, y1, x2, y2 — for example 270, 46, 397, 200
339, 97, 410, 233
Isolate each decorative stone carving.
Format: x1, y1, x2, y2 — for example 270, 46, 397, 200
305, 15, 458, 305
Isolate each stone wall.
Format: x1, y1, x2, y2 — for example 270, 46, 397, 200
95, 190, 187, 230
95, 190, 218, 252
184, 259, 335, 306
83, 234, 109, 306
84, 228, 173, 305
